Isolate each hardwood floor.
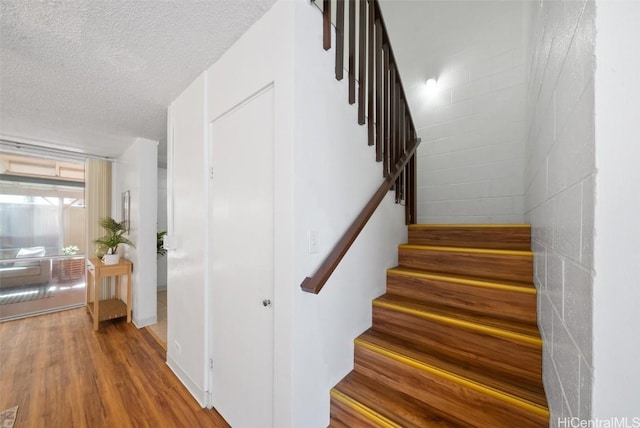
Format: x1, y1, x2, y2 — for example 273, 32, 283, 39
0, 308, 229, 427
146, 290, 167, 350
0, 279, 85, 321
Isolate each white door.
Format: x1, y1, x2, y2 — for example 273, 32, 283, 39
210, 86, 274, 428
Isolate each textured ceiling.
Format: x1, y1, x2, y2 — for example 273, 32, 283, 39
0, 0, 523, 167
0, 0, 277, 166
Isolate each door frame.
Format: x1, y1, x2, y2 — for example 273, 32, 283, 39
204, 83, 276, 424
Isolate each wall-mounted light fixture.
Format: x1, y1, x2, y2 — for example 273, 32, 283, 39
425, 78, 438, 94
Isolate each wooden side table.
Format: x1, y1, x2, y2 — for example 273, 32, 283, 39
86, 257, 132, 331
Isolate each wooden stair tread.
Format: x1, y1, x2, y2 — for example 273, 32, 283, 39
359, 329, 548, 407
333, 371, 467, 427
386, 267, 538, 326
399, 244, 533, 256
397, 244, 533, 283
387, 267, 536, 293
408, 224, 531, 251
374, 294, 541, 341
330, 223, 548, 427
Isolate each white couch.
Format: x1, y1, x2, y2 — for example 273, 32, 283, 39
0, 247, 52, 289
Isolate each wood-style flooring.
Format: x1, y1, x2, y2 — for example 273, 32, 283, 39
0, 308, 229, 427
146, 290, 167, 350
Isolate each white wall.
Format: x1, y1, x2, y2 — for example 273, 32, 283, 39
291, 2, 407, 427
167, 0, 408, 426
525, 0, 595, 424
379, 1, 528, 224
592, 0, 640, 419
115, 137, 159, 328
204, 1, 295, 424
166, 73, 208, 405
157, 167, 167, 289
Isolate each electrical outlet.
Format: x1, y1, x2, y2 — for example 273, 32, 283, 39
308, 230, 319, 254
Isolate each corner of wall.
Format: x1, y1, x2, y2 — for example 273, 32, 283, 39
524, 0, 595, 423
591, 0, 640, 418
115, 137, 159, 328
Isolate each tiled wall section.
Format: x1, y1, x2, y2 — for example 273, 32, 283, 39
525, 0, 595, 425
410, 2, 527, 224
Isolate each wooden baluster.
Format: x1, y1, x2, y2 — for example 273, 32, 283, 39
323, 0, 331, 51
348, 0, 356, 104
383, 43, 390, 177
303, 0, 425, 292
375, 18, 383, 172
335, 0, 345, 80
405, 151, 411, 223
397, 101, 403, 200
411, 132, 418, 223
368, 0, 376, 151
397, 83, 403, 201
406, 115, 411, 205
389, 62, 396, 189
405, 143, 415, 224
400, 102, 406, 201
401, 105, 410, 202
405, 112, 410, 203
358, 0, 366, 125
396, 81, 402, 166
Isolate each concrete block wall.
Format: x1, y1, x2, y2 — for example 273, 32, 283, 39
524, 0, 595, 425
397, 2, 528, 224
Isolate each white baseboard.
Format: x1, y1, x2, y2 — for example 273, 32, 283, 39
133, 314, 157, 328
167, 356, 206, 407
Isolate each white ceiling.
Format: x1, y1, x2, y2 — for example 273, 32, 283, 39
0, 0, 277, 166
0, 0, 525, 167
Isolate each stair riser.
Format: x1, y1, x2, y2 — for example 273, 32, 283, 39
335, 371, 466, 427
398, 247, 533, 283
354, 345, 548, 428
387, 273, 537, 325
373, 306, 542, 384
408, 226, 531, 250
329, 400, 379, 428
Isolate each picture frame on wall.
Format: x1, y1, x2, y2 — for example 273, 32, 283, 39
122, 190, 130, 233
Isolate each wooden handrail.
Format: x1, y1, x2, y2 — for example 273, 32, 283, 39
300, 136, 421, 294
304, 0, 421, 294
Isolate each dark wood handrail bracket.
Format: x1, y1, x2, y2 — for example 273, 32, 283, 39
301, 137, 421, 294
303, 0, 421, 294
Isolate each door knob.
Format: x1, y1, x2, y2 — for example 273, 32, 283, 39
262, 299, 272, 307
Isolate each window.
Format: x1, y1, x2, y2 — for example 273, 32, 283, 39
0, 153, 86, 260
0, 192, 86, 259
0, 153, 87, 320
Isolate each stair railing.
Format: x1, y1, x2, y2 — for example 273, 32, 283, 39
302, 0, 421, 294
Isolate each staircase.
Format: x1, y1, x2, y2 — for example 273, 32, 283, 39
330, 224, 549, 427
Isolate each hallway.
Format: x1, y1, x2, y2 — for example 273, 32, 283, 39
0, 308, 228, 427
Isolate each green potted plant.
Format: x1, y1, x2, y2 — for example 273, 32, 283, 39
61, 245, 83, 281
94, 217, 134, 265
62, 245, 79, 255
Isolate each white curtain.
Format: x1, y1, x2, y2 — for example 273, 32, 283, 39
85, 159, 112, 300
